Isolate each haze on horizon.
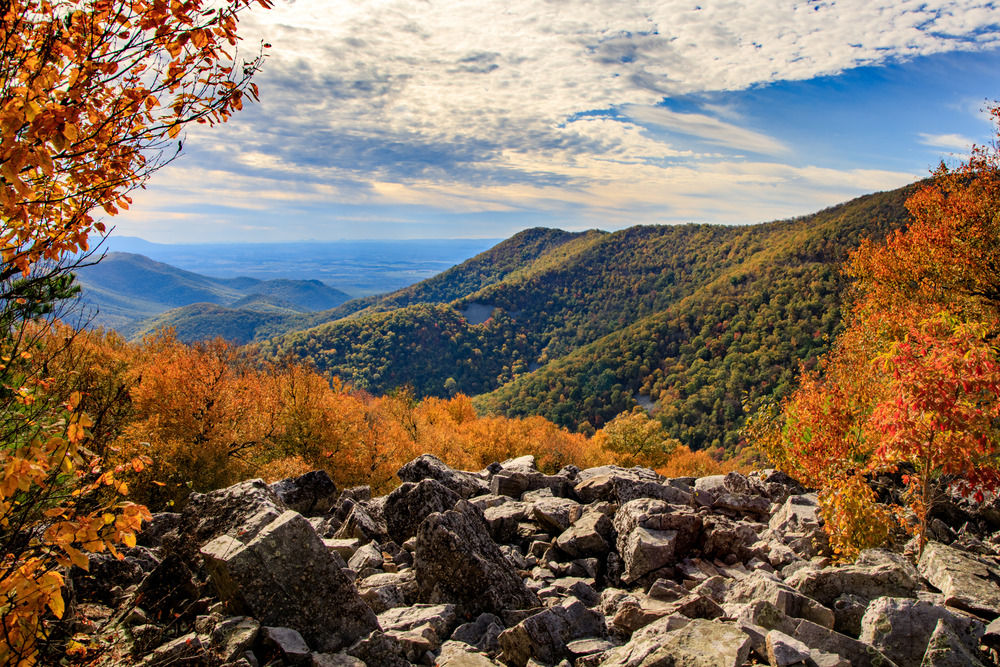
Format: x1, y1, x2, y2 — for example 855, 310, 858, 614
112, 0, 1000, 245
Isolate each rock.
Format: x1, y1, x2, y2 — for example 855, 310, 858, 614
920, 618, 987, 666
345, 630, 410, 667
452, 613, 504, 654
531, 496, 583, 534
269, 470, 339, 516
385, 479, 464, 544
726, 571, 834, 629
201, 509, 379, 652
793, 619, 899, 667
173, 478, 285, 554
555, 511, 614, 558
918, 541, 1000, 619
209, 616, 260, 663
136, 632, 203, 667
260, 626, 311, 666
858, 596, 984, 667
599, 618, 751, 667
311, 653, 366, 667
766, 629, 812, 666
613, 499, 702, 583
437, 640, 506, 666
497, 597, 606, 667
414, 501, 540, 616
397, 454, 488, 498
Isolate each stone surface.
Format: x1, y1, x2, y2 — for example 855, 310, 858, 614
385, 478, 464, 544
414, 502, 540, 616
920, 618, 987, 667
766, 629, 811, 666
858, 596, 984, 667
397, 454, 488, 498
201, 510, 379, 652
599, 618, 751, 667
497, 597, 606, 667
269, 469, 339, 516
918, 541, 1000, 619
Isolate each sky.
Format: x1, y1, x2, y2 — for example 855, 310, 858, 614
112, 0, 1000, 243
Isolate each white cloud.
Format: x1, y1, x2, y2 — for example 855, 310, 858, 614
110, 0, 1000, 241
919, 132, 975, 150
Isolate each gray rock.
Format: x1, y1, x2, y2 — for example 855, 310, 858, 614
599, 618, 751, 667
766, 629, 811, 666
452, 613, 504, 654
918, 541, 1000, 619
497, 597, 606, 667
858, 596, 984, 667
613, 499, 702, 583
209, 616, 259, 663
725, 571, 834, 629
555, 511, 614, 558
269, 470, 339, 516
920, 618, 986, 667
398, 454, 488, 498
201, 510, 379, 652
260, 626, 311, 666
345, 630, 410, 667
174, 478, 285, 553
385, 479, 463, 544
437, 640, 506, 666
532, 496, 583, 534
793, 619, 899, 667
414, 501, 540, 616
136, 632, 203, 667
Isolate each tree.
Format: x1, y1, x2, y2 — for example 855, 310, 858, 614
754, 101, 1000, 559
0, 0, 269, 662
597, 408, 677, 469
1, 0, 270, 281
871, 314, 1000, 551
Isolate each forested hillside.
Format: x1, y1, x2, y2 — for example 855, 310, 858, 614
260, 184, 917, 451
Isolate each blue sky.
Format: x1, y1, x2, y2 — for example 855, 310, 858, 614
113, 0, 1000, 243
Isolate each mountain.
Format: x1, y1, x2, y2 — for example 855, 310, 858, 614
73, 252, 351, 333
257, 183, 919, 452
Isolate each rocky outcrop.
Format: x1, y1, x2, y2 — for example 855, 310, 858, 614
73, 456, 1000, 667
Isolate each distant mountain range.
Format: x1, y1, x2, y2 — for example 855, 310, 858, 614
73, 252, 351, 339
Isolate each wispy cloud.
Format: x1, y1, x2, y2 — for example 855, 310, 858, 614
110, 0, 1000, 242
919, 132, 975, 151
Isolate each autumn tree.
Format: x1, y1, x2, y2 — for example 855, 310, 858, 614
0, 0, 269, 662
754, 101, 1000, 558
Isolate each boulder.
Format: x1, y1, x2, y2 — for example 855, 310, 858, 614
397, 454, 488, 498
920, 618, 987, 666
918, 541, 1000, 619
858, 596, 984, 667
201, 509, 379, 652
173, 478, 285, 553
497, 597, 606, 667
269, 470, 339, 516
599, 618, 751, 667
384, 479, 463, 543
414, 501, 540, 617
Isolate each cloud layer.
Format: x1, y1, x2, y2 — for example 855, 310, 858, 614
115, 0, 1000, 241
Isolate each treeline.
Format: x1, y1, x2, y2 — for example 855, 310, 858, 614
26, 325, 734, 512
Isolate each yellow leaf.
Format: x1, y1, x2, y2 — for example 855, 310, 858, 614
48, 592, 65, 619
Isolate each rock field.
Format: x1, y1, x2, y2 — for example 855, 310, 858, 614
70, 454, 1000, 666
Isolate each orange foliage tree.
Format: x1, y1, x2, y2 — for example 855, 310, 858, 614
754, 102, 1000, 558
0, 0, 269, 661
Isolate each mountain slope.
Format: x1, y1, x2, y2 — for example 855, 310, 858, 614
259, 184, 917, 451
74, 252, 351, 332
